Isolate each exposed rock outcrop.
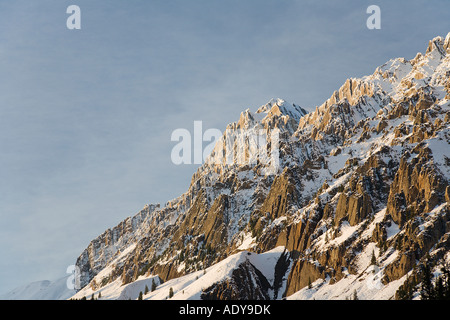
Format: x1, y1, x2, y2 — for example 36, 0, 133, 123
201, 259, 271, 300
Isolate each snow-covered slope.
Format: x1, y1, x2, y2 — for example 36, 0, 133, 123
70, 246, 289, 300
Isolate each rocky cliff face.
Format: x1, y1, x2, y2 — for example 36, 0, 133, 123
73, 33, 450, 300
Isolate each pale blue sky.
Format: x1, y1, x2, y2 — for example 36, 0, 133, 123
0, 0, 449, 294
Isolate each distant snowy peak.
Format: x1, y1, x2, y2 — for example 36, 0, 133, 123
0, 276, 75, 300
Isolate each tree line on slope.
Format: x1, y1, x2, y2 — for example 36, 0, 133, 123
397, 262, 450, 300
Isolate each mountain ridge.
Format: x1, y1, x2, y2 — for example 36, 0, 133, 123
70, 33, 449, 300
10, 33, 448, 300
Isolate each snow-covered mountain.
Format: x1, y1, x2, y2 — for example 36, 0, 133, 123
14, 33, 450, 300
0, 276, 75, 300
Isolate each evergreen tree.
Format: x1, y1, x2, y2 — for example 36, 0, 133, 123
151, 279, 157, 292
169, 287, 174, 298
138, 291, 143, 300
435, 277, 444, 300
420, 263, 434, 300
144, 285, 149, 294
442, 265, 450, 299
98, 292, 101, 299
371, 250, 377, 266
399, 262, 450, 300
179, 251, 185, 262
379, 240, 386, 255
397, 274, 418, 300
352, 290, 358, 300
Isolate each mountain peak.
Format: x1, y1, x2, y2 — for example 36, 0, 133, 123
232, 98, 307, 130
425, 33, 450, 56
256, 98, 308, 122
444, 32, 450, 53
